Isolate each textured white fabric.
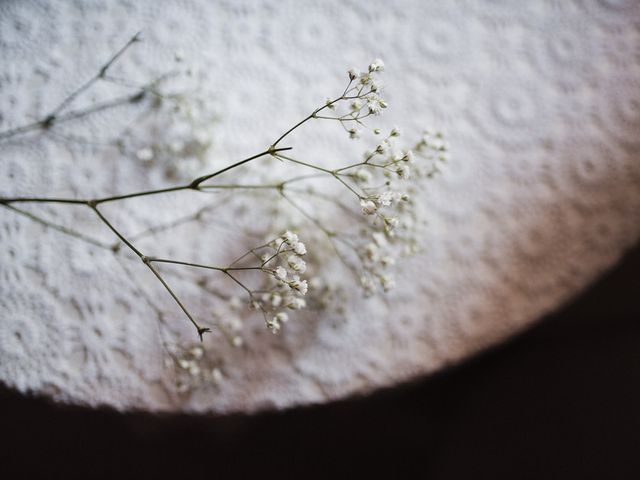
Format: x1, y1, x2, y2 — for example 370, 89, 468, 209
0, 0, 639, 413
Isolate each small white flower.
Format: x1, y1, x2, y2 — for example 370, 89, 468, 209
360, 275, 375, 295
396, 163, 411, 180
229, 297, 242, 310
354, 168, 372, 183
351, 99, 362, 111
282, 231, 299, 246
287, 297, 306, 310
287, 255, 307, 273
211, 367, 223, 383
227, 317, 243, 331
274, 312, 289, 324
293, 242, 307, 256
390, 127, 401, 137
385, 216, 399, 229
360, 199, 378, 215
297, 280, 309, 296
177, 382, 189, 394
367, 96, 382, 115
136, 147, 154, 161
189, 363, 200, 377
190, 346, 204, 359
348, 68, 360, 81
372, 232, 387, 246
274, 266, 287, 281
439, 151, 451, 162
370, 80, 383, 92
369, 58, 385, 72
391, 152, 404, 163
359, 73, 372, 85
270, 292, 283, 308
266, 316, 281, 334
381, 255, 396, 267
380, 274, 396, 292
289, 275, 308, 296
403, 150, 415, 162
232, 336, 243, 348
431, 138, 445, 150
376, 191, 395, 207
363, 242, 379, 261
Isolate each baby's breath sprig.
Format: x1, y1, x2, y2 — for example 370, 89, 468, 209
264, 122, 449, 298
1, 43, 449, 348
0, 32, 174, 143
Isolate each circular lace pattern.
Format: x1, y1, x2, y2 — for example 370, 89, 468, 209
0, 0, 639, 413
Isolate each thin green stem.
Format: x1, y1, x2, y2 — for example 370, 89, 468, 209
1, 203, 113, 249
280, 191, 334, 237
148, 257, 262, 273
149, 258, 225, 271
0, 197, 88, 205
199, 183, 280, 191
332, 175, 363, 199
189, 147, 292, 188
90, 205, 143, 258
270, 84, 352, 147
286, 187, 360, 220
0, 149, 293, 207
274, 153, 363, 199
0, 32, 142, 142
221, 270, 254, 300
280, 173, 328, 185
228, 243, 270, 267
274, 153, 333, 174
260, 243, 291, 267
94, 185, 192, 205
279, 192, 356, 273
52, 32, 142, 116
0, 67, 389, 343
0, 91, 148, 142
145, 260, 210, 341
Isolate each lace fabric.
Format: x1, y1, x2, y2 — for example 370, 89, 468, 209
0, 0, 639, 413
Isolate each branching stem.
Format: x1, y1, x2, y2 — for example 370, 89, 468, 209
0, 54, 387, 340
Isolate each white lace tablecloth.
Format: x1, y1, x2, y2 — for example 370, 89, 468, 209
0, 0, 639, 413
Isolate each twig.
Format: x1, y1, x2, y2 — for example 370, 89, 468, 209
0, 32, 142, 142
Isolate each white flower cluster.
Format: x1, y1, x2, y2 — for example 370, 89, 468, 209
120, 64, 218, 181
411, 129, 451, 178
213, 296, 245, 349
164, 60, 448, 380
132, 93, 217, 179
337, 59, 388, 141
257, 231, 310, 334
340, 128, 450, 295
170, 345, 224, 394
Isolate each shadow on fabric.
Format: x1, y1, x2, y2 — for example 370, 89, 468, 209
1, 243, 639, 479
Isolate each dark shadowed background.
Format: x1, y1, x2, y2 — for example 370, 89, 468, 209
1, 242, 638, 479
